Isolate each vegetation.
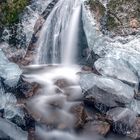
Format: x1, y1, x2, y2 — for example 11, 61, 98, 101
88, 0, 105, 21
0, 0, 29, 26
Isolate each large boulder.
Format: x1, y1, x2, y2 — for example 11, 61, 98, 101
94, 57, 139, 88
107, 107, 137, 135
80, 73, 135, 112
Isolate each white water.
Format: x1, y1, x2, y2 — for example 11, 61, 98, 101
62, 3, 81, 65
36, 0, 81, 65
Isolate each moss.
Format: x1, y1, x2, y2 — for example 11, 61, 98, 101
88, 0, 105, 17
106, 15, 119, 30
108, 0, 133, 11
0, 0, 29, 26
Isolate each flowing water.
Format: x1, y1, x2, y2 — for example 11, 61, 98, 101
36, 0, 82, 64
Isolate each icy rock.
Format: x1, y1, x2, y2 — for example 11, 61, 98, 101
0, 117, 27, 140
0, 49, 22, 87
94, 57, 139, 88
107, 107, 137, 135
80, 73, 134, 108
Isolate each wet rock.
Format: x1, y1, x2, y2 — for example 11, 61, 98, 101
63, 86, 83, 101
81, 66, 93, 72
16, 78, 40, 98
127, 117, 140, 139
107, 107, 137, 135
55, 79, 76, 89
94, 57, 139, 88
70, 103, 87, 129
33, 16, 45, 33
83, 120, 110, 136
26, 94, 74, 128
80, 73, 134, 110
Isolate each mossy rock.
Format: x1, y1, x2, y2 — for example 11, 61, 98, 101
88, 0, 105, 20
107, 0, 140, 25
0, 0, 29, 26
106, 15, 120, 30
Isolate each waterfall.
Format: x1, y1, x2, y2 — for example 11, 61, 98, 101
36, 0, 82, 65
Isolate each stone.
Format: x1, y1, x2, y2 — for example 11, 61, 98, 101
80, 73, 134, 109
70, 102, 87, 129
0, 117, 27, 140
55, 78, 75, 89
83, 120, 110, 136
0, 49, 22, 87
94, 57, 139, 88
129, 99, 140, 115
106, 107, 137, 135
130, 18, 139, 28
127, 117, 140, 139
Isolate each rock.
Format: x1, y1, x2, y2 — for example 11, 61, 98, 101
106, 0, 140, 35
80, 73, 134, 110
130, 18, 139, 28
0, 117, 28, 140
83, 120, 110, 136
88, 0, 105, 25
70, 102, 87, 129
94, 57, 139, 88
0, 92, 24, 119
16, 78, 40, 98
55, 78, 75, 89
129, 99, 140, 115
107, 107, 137, 135
0, 49, 22, 87
63, 86, 83, 101
26, 94, 74, 128
81, 66, 93, 72
127, 117, 140, 139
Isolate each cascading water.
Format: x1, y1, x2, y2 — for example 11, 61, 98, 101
36, 0, 81, 64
